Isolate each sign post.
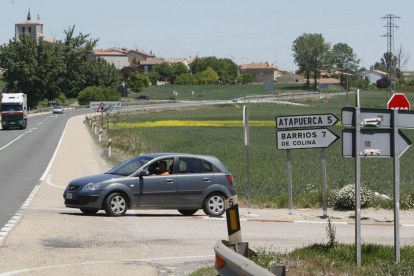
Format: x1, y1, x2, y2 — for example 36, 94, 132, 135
342, 91, 412, 264
355, 90, 362, 267
276, 113, 339, 216
243, 106, 252, 214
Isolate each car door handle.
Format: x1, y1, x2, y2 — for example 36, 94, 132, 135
203, 178, 210, 182
166, 179, 174, 183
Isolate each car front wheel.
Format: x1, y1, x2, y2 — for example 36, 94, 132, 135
203, 193, 226, 217
104, 192, 128, 216
178, 209, 198, 216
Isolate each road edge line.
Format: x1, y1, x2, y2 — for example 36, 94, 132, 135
0, 116, 74, 246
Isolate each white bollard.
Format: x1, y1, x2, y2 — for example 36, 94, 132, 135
108, 138, 112, 157
94, 123, 97, 134
99, 128, 102, 142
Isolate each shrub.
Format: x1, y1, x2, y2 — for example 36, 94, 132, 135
77, 86, 120, 105
127, 73, 150, 92
332, 184, 374, 210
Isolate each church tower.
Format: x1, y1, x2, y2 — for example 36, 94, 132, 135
15, 9, 44, 43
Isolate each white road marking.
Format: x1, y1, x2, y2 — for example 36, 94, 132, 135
46, 174, 65, 189
0, 255, 215, 275
0, 116, 74, 246
0, 134, 25, 152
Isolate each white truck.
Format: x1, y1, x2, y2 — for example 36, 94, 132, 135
1, 93, 28, 130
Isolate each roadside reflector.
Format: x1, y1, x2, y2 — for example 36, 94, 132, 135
216, 254, 225, 269
229, 210, 237, 230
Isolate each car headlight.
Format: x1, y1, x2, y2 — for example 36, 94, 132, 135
82, 182, 102, 191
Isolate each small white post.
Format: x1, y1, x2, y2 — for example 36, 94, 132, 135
108, 139, 112, 157
99, 128, 102, 142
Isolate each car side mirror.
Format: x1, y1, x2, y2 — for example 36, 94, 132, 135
139, 170, 149, 177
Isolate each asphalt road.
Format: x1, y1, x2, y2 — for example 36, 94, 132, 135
0, 110, 90, 229
0, 100, 236, 230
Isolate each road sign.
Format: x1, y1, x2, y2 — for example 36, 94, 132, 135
90, 101, 122, 110
276, 114, 339, 129
387, 93, 410, 110
342, 107, 414, 129
277, 128, 339, 150
343, 129, 412, 158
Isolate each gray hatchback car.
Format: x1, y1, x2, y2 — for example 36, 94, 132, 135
63, 153, 236, 217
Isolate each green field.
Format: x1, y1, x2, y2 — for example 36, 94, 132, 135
129, 84, 309, 101
103, 93, 414, 207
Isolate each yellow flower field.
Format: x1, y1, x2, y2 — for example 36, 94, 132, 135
114, 120, 276, 128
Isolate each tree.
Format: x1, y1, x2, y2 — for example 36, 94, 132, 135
175, 73, 199, 85
147, 71, 161, 85
190, 58, 207, 75
196, 67, 219, 84
239, 73, 255, 84
331, 43, 360, 86
81, 58, 119, 88
292, 33, 330, 90
127, 73, 150, 92
77, 86, 120, 105
155, 62, 173, 80
190, 57, 238, 84
120, 66, 140, 81
60, 25, 98, 98
171, 62, 189, 76
0, 35, 66, 108
396, 45, 410, 85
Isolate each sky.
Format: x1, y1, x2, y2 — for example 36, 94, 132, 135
1, 0, 414, 71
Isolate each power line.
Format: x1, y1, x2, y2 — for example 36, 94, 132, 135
382, 14, 400, 94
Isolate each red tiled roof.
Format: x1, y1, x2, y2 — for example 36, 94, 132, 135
42, 37, 55, 43
92, 50, 127, 56
372, 69, 389, 76
140, 58, 164, 65
239, 63, 277, 70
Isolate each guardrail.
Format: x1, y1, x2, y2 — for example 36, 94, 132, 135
240, 91, 356, 101
214, 240, 277, 276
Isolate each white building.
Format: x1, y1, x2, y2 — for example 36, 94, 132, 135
88, 49, 129, 70
15, 9, 54, 44
362, 70, 389, 84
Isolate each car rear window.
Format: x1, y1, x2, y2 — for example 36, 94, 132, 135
179, 158, 215, 174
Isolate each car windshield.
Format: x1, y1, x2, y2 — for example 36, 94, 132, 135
1, 104, 22, 112
54, 106, 62, 109
105, 156, 154, 176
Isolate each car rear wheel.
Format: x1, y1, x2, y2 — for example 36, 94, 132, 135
104, 192, 128, 216
80, 209, 99, 215
203, 193, 226, 217
178, 209, 198, 216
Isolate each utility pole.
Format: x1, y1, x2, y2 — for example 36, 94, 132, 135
382, 14, 400, 97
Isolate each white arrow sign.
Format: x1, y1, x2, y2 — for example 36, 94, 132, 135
90, 101, 122, 110
277, 128, 339, 150
276, 113, 339, 129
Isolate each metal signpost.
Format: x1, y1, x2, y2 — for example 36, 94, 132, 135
276, 113, 339, 216
342, 91, 412, 265
90, 102, 122, 131
243, 106, 252, 214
